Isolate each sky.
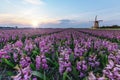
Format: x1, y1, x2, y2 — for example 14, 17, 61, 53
0, 0, 120, 28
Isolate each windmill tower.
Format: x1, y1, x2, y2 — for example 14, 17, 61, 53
93, 16, 103, 29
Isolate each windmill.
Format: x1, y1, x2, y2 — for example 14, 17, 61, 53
92, 16, 103, 29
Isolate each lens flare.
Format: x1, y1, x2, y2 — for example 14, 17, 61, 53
31, 20, 39, 28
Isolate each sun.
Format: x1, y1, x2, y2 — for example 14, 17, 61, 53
31, 20, 39, 28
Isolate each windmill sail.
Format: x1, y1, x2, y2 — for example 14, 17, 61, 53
95, 15, 97, 21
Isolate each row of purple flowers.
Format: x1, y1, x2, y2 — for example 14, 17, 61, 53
0, 29, 119, 80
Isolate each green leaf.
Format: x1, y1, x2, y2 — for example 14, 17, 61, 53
69, 53, 74, 62
100, 54, 108, 68
34, 47, 39, 52
44, 71, 46, 80
66, 75, 72, 80
31, 50, 39, 57
103, 54, 108, 66
30, 63, 36, 70
46, 58, 59, 68
83, 77, 88, 80
3, 59, 14, 68
55, 51, 59, 58
7, 71, 14, 76
87, 65, 91, 71
72, 66, 79, 80
32, 50, 38, 55
63, 72, 67, 80
62, 72, 72, 80
46, 58, 53, 64
32, 71, 44, 79
54, 61, 59, 68
72, 66, 77, 75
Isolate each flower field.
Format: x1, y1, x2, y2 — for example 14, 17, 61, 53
0, 29, 120, 80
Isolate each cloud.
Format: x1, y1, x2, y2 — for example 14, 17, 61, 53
0, 13, 32, 27
0, 13, 120, 28
40, 19, 91, 28
24, 0, 44, 5
59, 19, 71, 23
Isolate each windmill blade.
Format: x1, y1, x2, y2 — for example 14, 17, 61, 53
95, 15, 97, 21
98, 20, 103, 22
